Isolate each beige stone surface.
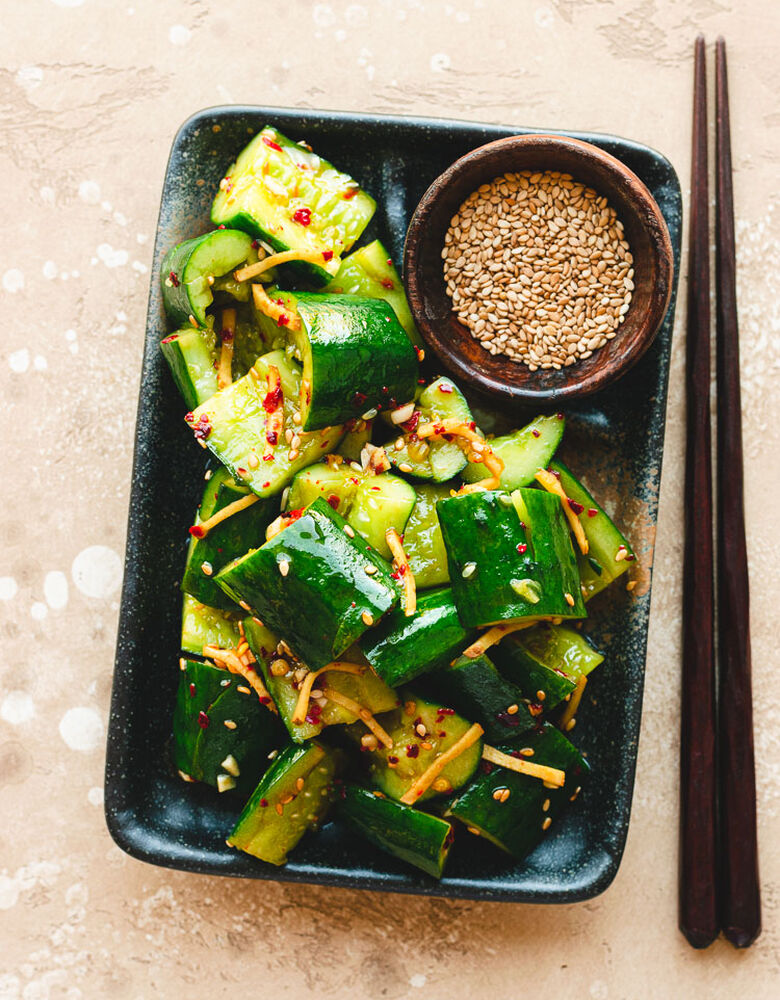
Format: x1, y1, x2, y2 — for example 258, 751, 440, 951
1, 0, 778, 996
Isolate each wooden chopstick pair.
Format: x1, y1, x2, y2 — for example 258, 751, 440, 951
679, 36, 760, 950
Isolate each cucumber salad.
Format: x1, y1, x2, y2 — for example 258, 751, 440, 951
161, 124, 636, 878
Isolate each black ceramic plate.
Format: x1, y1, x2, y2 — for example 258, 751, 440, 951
106, 107, 681, 902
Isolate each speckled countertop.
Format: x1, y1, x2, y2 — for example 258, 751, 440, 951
1, 1, 778, 997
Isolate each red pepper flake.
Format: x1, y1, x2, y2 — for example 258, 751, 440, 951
217, 224, 226, 230
370, 486, 381, 491
168, 270, 180, 287
197, 711, 210, 729
262, 136, 282, 152
237, 466, 247, 476
188, 525, 205, 539
517, 543, 527, 554
406, 744, 420, 758
342, 188, 357, 200
557, 412, 564, 420
266, 431, 278, 446
519, 520, 527, 530
436, 707, 455, 717
438, 731, 447, 738
277, 313, 290, 327
190, 414, 212, 442
251, 239, 261, 250
260, 696, 271, 705
189, 683, 196, 698
529, 702, 544, 716
292, 207, 312, 226
263, 385, 283, 413
380, 278, 394, 290
161, 334, 178, 344
567, 498, 585, 515
322, 250, 334, 262
480, 760, 495, 774
326, 494, 340, 510
402, 410, 421, 434
387, 755, 399, 764
259, 798, 269, 808
220, 327, 234, 343
414, 345, 425, 361
262, 481, 270, 488
532, 428, 541, 438
438, 383, 453, 393
496, 711, 523, 728
587, 508, 598, 518
626, 553, 636, 561
386, 259, 393, 267
352, 391, 367, 408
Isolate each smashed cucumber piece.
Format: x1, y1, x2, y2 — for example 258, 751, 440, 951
211, 125, 375, 287
181, 594, 241, 656
228, 742, 342, 866
161, 229, 254, 327
402, 484, 451, 589
386, 377, 473, 482
463, 413, 566, 489
160, 327, 219, 411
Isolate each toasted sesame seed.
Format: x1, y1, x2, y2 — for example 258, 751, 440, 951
564, 591, 575, 606
343, 524, 355, 538
542, 798, 551, 812
237, 685, 251, 695
415, 723, 427, 737
461, 561, 477, 579
536, 690, 546, 701
626, 579, 637, 591
223, 719, 237, 730
201, 561, 213, 576
520, 747, 534, 757
398, 463, 413, 473
361, 733, 379, 750
542, 816, 552, 831
492, 787, 504, 801
500, 788, 511, 803
506, 704, 519, 715
421, 741, 433, 751
361, 611, 374, 626
467, 826, 481, 836
364, 564, 377, 576
432, 777, 452, 792
565, 717, 577, 731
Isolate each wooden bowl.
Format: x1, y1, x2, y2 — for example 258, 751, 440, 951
403, 134, 674, 404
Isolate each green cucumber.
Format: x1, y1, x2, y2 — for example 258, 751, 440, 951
359, 690, 482, 803
211, 125, 375, 287
243, 618, 399, 742
216, 497, 399, 669
338, 418, 373, 462
438, 488, 586, 627
448, 723, 589, 859
181, 467, 277, 612
251, 286, 296, 352
160, 328, 219, 410
172, 659, 281, 794
548, 459, 636, 600
187, 350, 345, 498
402, 484, 451, 589
386, 378, 473, 482
492, 623, 603, 710
228, 742, 341, 865
181, 594, 241, 656
425, 653, 535, 743
359, 587, 475, 687
284, 463, 415, 560
230, 303, 272, 377
323, 240, 422, 346
463, 413, 565, 489
161, 229, 253, 327
293, 293, 418, 432
339, 785, 454, 878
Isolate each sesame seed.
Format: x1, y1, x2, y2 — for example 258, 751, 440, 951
292, 411, 302, 425
506, 704, 519, 715
564, 591, 575, 606
398, 463, 413, 473
542, 798, 551, 812
201, 561, 213, 576
223, 719, 237, 730
520, 747, 534, 757
364, 564, 377, 576
467, 826, 481, 836
361, 611, 374, 626
461, 561, 477, 579
565, 717, 577, 731
500, 788, 511, 803
237, 685, 251, 695
542, 817, 552, 831
343, 524, 355, 538
492, 787, 504, 801
278, 559, 290, 576
421, 741, 433, 751
536, 690, 546, 701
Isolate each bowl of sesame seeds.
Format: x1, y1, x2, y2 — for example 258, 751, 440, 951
403, 133, 674, 403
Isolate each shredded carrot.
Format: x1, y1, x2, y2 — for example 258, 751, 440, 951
203, 645, 278, 713
461, 620, 545, 659
291, 661, 365, 725
251, 281, 301, 332
558, 673, 588, 731
236, 249, 334, 283
534, 468, 589, 555
217, 307, 235, 390
399, 723, 484, 805
481, 744, 565, 787
385, 527, 416, 616
263, 364, 284, 460
193, 493, 259, 538
320, 686, 394, 748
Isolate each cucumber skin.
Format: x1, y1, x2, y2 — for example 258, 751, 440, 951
402, 484, 451, 589
161, 230, 252, 326
549, 459, 636, 600
228, 742, 341, 866
181, 467, 278, 612
424, 653, 536, 743
359, 586, 476, 687
438, 489, 586, 627
172, 660, 230, 778
339, 785, 454, 878
215, 497, 399, 670
180, 595, 241, 656
448, 723, 590, 859
160, 328, 218, 411
463, 413, 565, 488
295, 294, 418, 432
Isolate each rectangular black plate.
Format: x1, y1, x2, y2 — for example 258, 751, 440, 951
106, 106, 681, 903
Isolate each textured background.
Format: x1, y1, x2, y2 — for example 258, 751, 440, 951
1, 1, 778, 997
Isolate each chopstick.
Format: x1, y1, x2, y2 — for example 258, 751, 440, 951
714, 37, 761, 949
679, 34, 719, 950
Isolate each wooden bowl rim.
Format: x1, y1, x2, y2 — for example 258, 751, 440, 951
403, 133, 674, 404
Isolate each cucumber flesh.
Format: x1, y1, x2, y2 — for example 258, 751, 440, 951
187, 350, 346, 499
283, 462, 359, 516
402, 484, 451, 589
161, 229, 253, 327
463, 413, 565, 489
160, 328, 219, 411
386, 378, 473, 482
348, 474, 416, 559
338, 418, 373, 462
211, 126, 375, 286
339, 784, 454, 878
181, 594, 241, 656
228, 742, 341, 865
323, 239, 422, 347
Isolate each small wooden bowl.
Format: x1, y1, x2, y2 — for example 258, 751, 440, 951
403, 134, 674, 404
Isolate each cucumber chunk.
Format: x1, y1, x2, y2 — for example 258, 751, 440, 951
181, 467, 278, 612
160, 328, 219, 410
161, 229, 253, 327
338, 418, 373, 462
463, 413, 566, 489
293, 293, 418, 432
402, 484, 451, 589
339, 785, 454, 878
448, 724, 589, 859
386, 378, 473, 482
211, 125, 375, 287
216, 497, 399, 670
243, 618, 399, 743
323, 239, 422, 346
358, 691, 482, 803
228, 742, 342, 865
181, 594, 241, 656
172, 659, 282, 795
359, 587, 475, 687
437, 488, 586, 627
187, 350, 346, 498
492, 623, 604, 710
284, 462, 360, 516
548, 459, 636, 600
